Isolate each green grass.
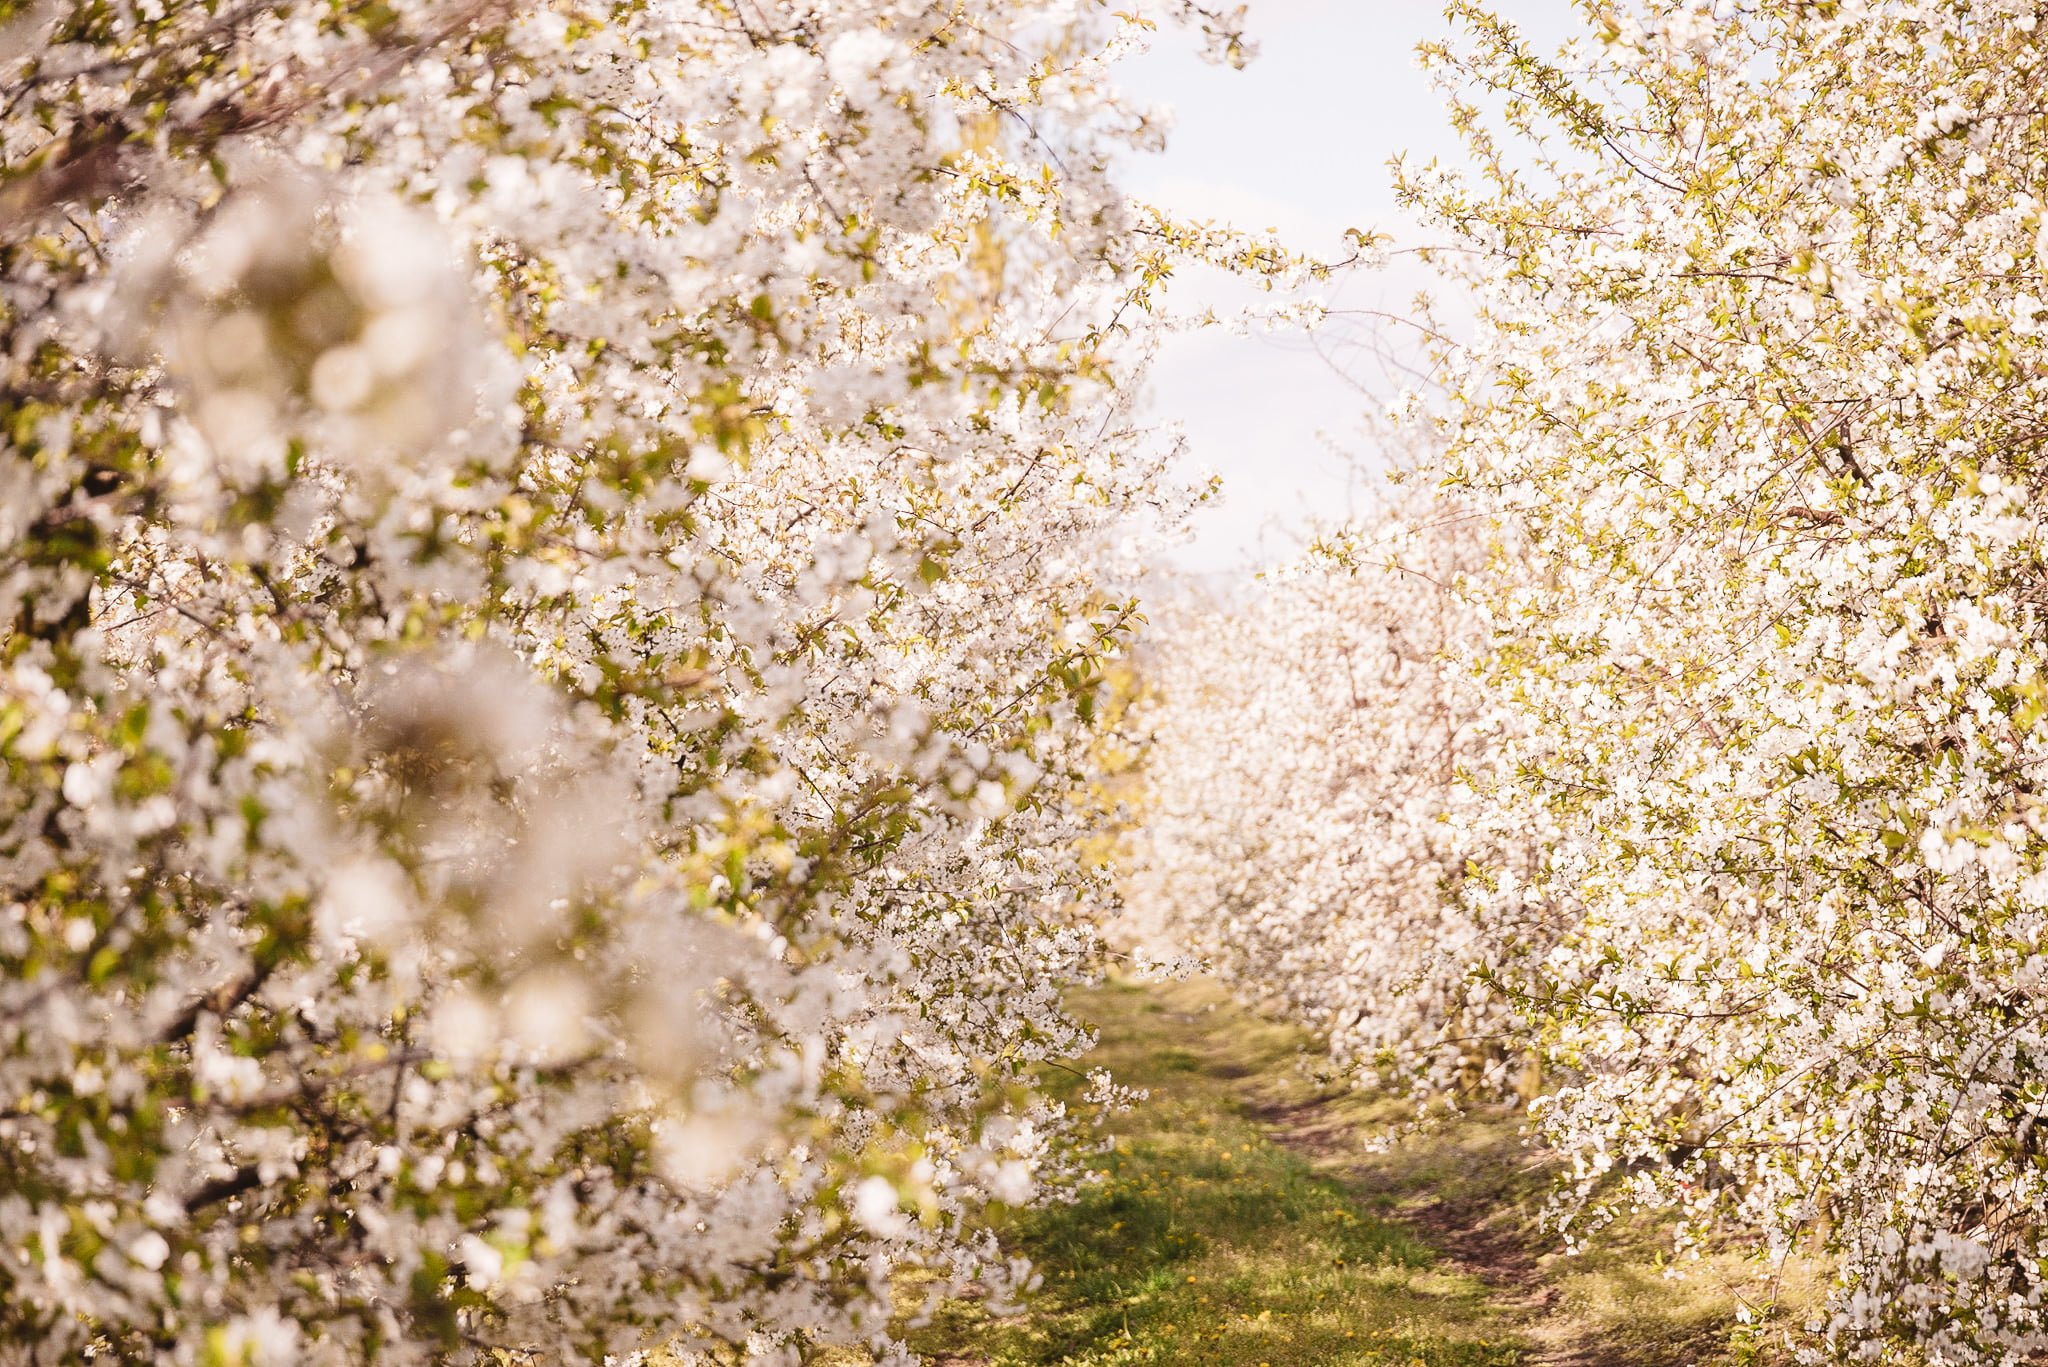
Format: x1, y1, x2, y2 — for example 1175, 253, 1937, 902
885, 977, 1817, 1367
903, 981, 1521, 1366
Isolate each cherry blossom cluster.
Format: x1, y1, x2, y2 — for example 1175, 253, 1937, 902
0, 1, 1281, 1362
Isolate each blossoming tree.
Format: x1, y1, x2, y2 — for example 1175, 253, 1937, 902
0, 1, 1284, 1362
1414, 2, 2048, 1357
1127, 481, 1543, 1098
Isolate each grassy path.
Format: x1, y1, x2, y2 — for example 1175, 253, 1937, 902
903, 979, 1797, 1367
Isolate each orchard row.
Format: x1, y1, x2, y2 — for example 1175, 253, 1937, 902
1136, 4, 2048, 1363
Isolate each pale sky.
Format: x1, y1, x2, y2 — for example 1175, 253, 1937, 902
1120, 0, 1572, 572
